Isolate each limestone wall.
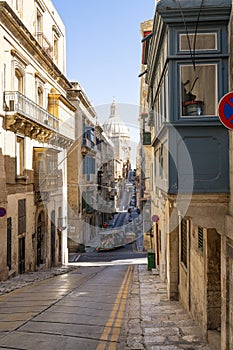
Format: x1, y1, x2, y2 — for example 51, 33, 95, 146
0, 149, 8, 280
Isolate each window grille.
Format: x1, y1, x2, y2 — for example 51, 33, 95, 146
181, 219, 187, 267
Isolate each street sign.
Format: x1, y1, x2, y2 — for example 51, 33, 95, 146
0, 207, 6, 217
218, 91, 233, 130
151, 214, 159, 222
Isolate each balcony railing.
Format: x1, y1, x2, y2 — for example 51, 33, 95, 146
4, 91, 59, 131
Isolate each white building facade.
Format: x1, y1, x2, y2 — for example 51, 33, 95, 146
0, 0, 75, 280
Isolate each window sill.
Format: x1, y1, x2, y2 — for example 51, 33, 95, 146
16, 175, 27, 181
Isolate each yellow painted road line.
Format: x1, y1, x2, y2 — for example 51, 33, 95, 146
107, 265, 132, 350
96, 266, 131, 350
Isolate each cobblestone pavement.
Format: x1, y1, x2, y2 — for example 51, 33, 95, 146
126, 265, 211, 350
0, 265, 77, 295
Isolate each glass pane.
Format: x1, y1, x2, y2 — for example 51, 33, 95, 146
180, 33, 217, 51
180, 64, 217, 116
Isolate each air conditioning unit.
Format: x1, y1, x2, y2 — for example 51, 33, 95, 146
86, 174, 96, 183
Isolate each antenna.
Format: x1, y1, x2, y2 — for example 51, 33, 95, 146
176, 0, 205, 71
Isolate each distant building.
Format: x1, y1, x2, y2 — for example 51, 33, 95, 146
103, 99, 131, 180
67, 82, 115, 251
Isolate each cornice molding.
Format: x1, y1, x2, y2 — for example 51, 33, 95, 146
0, 2, 72, 90
11, 49, 29, 66
35, 0, 46, 13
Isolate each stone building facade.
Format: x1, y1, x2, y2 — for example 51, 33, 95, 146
67, 82, 115, 251
140, 1, 232, 349
223, 6, 233, 349
138, 19, 153, 251
0, 0, 76, 280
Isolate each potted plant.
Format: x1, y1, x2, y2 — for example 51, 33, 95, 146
182, 77, 204, 116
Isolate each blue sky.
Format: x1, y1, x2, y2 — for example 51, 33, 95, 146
52, 0, 155, 109
52, 0, 155, 167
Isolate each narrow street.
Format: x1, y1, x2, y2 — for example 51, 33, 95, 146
0, 248, 211, 350
0, 263, 132, 350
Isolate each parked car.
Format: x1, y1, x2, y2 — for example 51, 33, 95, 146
131, 210, 138, 219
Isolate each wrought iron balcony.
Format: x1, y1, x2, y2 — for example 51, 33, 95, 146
3, 91, 59, 133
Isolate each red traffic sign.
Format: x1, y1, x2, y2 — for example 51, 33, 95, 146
0, 207, 6, 217
151, 215, 159, 223
218, 91, 233, 130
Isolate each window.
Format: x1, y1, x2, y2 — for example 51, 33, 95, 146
154, 150, 157, 180
16, 136, 24, 176
180, 63, 217, 117
34, 149, 58, 175
83, 156, 95, 174
36, 10, 43, 44
198, 226, 204, 252
159, 144, 164, 179
3, 64, 6, 91
18, 199, 26, 234
82, 191, 94, 213
46, 152, 56, 174
37, 152, 45, 173
15, 0, 22, 17
53, 35, 58, 64
179, 33, 217, 52
37, 86, 43, 107
96, 137, 102, 151
15, 68, 24, 93
84, 126, 95, 148
181, 219, 188, 268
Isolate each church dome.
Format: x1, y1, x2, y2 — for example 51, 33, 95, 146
103, 99, 130, 138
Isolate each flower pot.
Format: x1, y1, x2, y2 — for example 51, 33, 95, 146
184, 100, 204, 116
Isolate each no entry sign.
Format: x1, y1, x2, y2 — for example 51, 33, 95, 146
151, 215, 159, 223
0, 207, 6, 217
218, 91, 233, 130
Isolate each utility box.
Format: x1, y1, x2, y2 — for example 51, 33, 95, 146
147, 249, 155, 270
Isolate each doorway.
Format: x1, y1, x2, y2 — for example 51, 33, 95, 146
226, 244, 233, 350
18, 236, 25, 274
37, 211, 45, 266
51, 210, 56, 266
206, 229, 221, 347
7, 218, 12, 271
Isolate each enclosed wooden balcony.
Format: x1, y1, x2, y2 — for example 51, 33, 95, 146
81, 137, 96, 155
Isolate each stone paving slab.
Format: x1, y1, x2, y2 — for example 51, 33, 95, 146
0, 263, 211, 350
126, 265, 211, 350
